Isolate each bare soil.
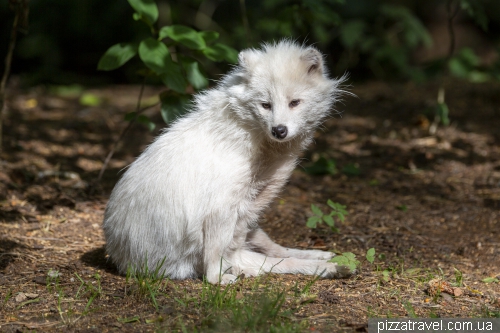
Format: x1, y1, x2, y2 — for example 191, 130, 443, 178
0, 80, 499, 332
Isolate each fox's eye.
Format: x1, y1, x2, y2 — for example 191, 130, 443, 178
261, 102, 271, 109
289, 99, 300, 108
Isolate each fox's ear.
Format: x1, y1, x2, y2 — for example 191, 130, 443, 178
238, 49, 261, 71
301, 47, 324, 75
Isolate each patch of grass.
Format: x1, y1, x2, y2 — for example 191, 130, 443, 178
2, 288, 12, 308
75, 272, 102, 314
161, 275, 317, 332
403, 300, 418, 318
126, 257, 169, 311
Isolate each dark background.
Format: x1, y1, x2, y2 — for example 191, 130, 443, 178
1, 0, 499, 86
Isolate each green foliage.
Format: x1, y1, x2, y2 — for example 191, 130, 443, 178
341, 163, 361, 176
396, 204, 408, 212
126, 257, 169, 311
128, 0, 158, 27
97, 43, 138, 71
303, 156, 337, 176
97, 0, 237, 128
193, 277, 307, 332
459, 0, 488, 31
306, 199, 348, 232
339, 4, 431, 82
330, 252, 359, 271
448, 48, 491, 83
482, 277, 499, 283
75, 273, 102, 314
403, 301, 418, 318
366, 248, 376, 264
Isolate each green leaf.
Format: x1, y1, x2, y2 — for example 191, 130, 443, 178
180, 57, 208, 90
327, 200, 348, 215
303, 157, 337, 175
118, 315, 140, 323
159, 62, 188, 93
330, 253, 358, 271
306, 216, 320, 229
159, 25, 206, 50
124, 111, 136, 121
436, 103, 449, 126
366, 248, 376, 264
97, 43, 137, 71
342, 252, 356, 261
128, 0, 158, 25
310, 204, 323, 217
199, 31, 219, 44
330, 256, 349, 266
124, 112, 155, 131
136, 115, 156, 132
396, 204, 408, 212
342, 163, 361, 176
202, 43, 238, 63
460, 0, 488, 31
160, 93, 190, 123
482, 277, 499, 283
322, 214, 334, 227
79, 93, 102, 107
139, 38, 172, 74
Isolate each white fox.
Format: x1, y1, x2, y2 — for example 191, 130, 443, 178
103, 40, 352, 284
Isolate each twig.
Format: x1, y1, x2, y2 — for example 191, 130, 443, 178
95, 80, 159, 185
446, 0, 460, 60
0, 0, 29, 153
431, 0, 460, 135
239, 0, 251, 47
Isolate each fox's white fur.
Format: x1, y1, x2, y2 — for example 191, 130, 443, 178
103, 40, 351, 284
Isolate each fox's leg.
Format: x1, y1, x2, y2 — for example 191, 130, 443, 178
231, 248, 351, 278
203, 210, 253, 284
246, 228, 335, 260
203, 212, 241, 284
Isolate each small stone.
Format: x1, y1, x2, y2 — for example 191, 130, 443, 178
33, 276, 46, 285
15, 292, 27, 303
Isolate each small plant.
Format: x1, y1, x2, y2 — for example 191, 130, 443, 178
403, 300, 418, 318
303, 156, 337, 175
307, 199, 348, 232
125, 257, 168, 311
482, 277, 499, 283
330, 252, 359, 271
2, 288, 12, 308
366, 248, 376, 264
75, 273, 103, 315
454, 268, 464, 287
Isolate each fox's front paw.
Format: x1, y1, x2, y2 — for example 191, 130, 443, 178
218, 274, 238, 285
319, 263, 355, 279
331, 264, 356, 278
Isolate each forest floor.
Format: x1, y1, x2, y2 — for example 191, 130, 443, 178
0, 80, 499, 332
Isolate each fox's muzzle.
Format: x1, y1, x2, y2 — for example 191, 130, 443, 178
271, 125, 288, 139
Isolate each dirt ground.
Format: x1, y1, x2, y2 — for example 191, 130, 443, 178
0, 79, 499, 332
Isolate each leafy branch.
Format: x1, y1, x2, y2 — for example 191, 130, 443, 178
94, 0, 237, 185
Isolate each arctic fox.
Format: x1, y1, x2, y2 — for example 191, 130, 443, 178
103, 40, 351, 284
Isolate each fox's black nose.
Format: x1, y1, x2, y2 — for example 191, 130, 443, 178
271, 125, 288, 139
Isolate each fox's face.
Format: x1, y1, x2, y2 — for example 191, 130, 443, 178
227, 41, 343, 143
